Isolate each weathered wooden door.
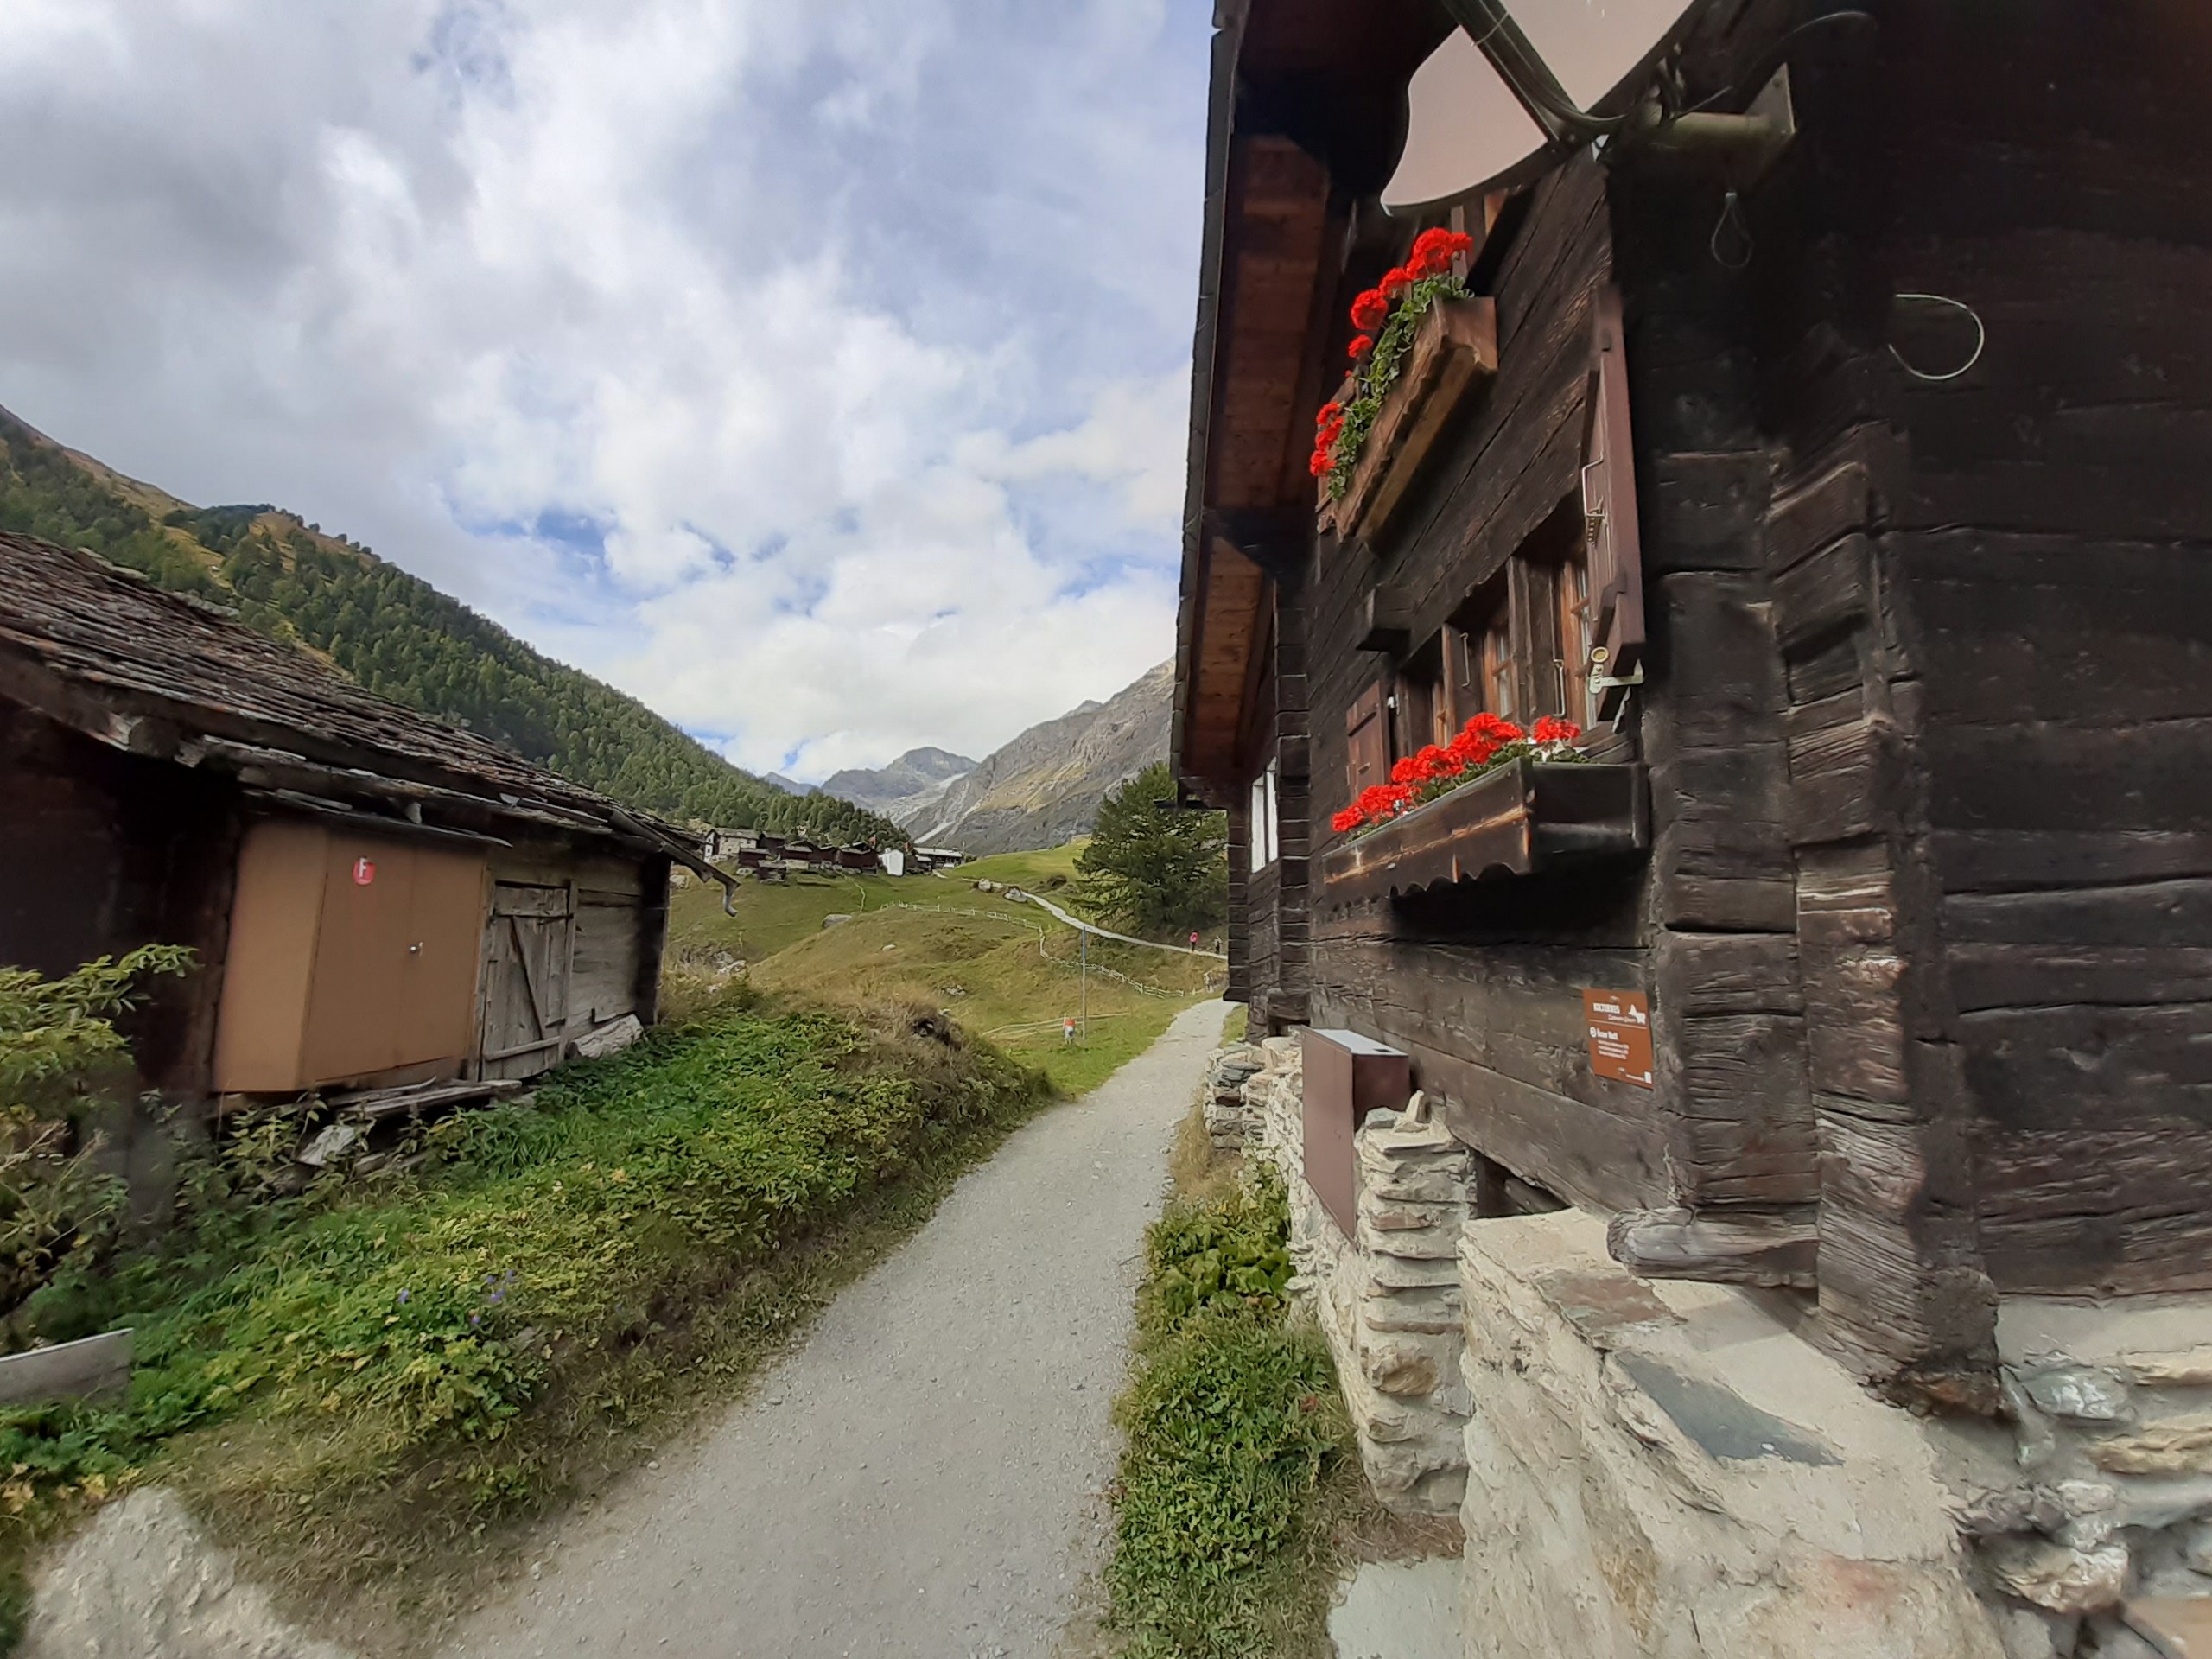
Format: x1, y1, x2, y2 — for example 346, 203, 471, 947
478, 882, 574, 1080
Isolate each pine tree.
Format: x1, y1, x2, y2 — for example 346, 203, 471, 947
1074, 763, 1228, 938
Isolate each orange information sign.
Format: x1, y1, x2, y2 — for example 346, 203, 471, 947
1583, 989, 1654, 1089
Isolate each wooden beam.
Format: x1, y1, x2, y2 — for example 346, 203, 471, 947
1608, 1207, 1820, 1291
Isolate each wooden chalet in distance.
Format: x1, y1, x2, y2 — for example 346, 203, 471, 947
1175, 0, 2212, 1402
0, 531, 729, 1112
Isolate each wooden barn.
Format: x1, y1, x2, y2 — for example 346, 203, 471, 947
0, 531, 726, 1106
1174, 0, 2212, 1402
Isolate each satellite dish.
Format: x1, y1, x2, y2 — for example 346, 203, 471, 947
1382, 29, 1554, 216
1516, 0, 1707, 114
1382, 0, 1713, 216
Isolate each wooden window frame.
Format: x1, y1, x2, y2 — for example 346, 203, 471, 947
1344, 680, 1389, 812
1581, 283, 1647, 716
1249, 760, 1280, 872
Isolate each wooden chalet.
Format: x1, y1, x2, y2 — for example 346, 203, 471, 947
0, 531, 728, 1104
1175, 0, 2212, 1402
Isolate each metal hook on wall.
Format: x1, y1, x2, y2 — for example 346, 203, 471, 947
1709, 189, 1753, 270
1889, 291, 1986, 382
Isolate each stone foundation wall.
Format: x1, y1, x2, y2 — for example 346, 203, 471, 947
1194, 1038, 1474, 1514
1457, 1210, 2011, 1659
1195, 1037, 2212, 1654
1955, 1300, 2212, 1657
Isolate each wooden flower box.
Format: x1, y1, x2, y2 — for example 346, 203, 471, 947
1319, 757, 1649, 906
1320, 295, 1498, 543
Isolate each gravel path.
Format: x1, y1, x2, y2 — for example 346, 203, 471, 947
442, 999, 1228, 1659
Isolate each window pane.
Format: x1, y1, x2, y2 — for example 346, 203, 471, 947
1556, 555, 1592, 729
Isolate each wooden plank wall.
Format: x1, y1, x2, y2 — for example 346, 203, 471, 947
486, 842, 664, 1043
1858, 2, 2212, 1302
1307, 157, 1683, 1212
1723, 0, 2212, 1392
0, 704, 239, 1098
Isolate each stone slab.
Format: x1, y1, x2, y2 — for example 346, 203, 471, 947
0, 1329, 131, 1406
1328, 1557, 1461, 1659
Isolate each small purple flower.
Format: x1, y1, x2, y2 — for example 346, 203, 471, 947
397, 1289, 410, 1305
470, 1313, 481, 1326
488, 1290, 505, 1305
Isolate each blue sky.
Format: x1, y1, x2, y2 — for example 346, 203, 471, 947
0, 0, 1211, 779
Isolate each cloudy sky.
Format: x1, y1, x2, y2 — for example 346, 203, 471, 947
0, 0, 1210, 779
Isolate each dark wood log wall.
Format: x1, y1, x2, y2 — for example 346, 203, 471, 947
1760, 0, 2212, 1320
1308, 156, 1696, 1214
1268, 579, 1313, 1029
0, 705, 238, 1098
1218, 0, 2209, 1397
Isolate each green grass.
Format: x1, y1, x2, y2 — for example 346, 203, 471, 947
1105, 1169, 1357, 1659
747, 905, 1216, 1098
668, 840, 1221, 1099
0, 991, 1050, 1649
664, 843, 1098, 969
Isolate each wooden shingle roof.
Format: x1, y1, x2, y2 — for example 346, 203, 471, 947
0, 531, 678, 852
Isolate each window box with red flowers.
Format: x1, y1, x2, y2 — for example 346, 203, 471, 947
1320, 715, 1649, 906
1312, 227, 1499, 545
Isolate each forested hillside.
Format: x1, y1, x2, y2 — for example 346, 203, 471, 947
0, 409, 899, 843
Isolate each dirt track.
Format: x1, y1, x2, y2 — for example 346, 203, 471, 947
438, 999, 1227, 1659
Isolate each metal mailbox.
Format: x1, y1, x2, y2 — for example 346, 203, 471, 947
1299, 1028, 1412, 1238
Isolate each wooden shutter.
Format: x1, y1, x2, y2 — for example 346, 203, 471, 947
1345, 683, 1388, 803
1583, 285, 1647, 716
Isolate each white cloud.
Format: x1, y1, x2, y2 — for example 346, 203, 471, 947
0, 0, 1209, 780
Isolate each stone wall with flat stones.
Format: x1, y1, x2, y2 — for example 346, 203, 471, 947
1198, 1037, 1474, 1515
1955, 1300, 2212, 1658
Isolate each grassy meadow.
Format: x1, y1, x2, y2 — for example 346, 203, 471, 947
668, 845, 1224, 1097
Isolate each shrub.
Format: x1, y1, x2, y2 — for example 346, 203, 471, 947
0, 945, 193, 1318
1108, 1168, 1352, 1659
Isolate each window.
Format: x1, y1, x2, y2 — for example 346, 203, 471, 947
1249, 760, 1280, 872
1551, 546, 1594, 731
1346, 683, 1388, 798
1478, 604, 1517, 721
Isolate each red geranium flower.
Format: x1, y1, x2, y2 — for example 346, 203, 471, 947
1309, 448, 1332, 479
1532, 715, 1582, 746
1408, 226, 1477, 280
1379, 265, 1414, 299
1350, 289, 1389, 332
1347, 334, 1373, 360
1331, 805, 1363, 834
1448, 712, 1527, 770
1314, 400, 1342, 429
1351, 783, 1413, 824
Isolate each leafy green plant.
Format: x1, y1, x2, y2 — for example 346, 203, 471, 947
0, 945, 193, 1316
1108, 1168, 1353, 1659
1140, 1167, 1293, 1342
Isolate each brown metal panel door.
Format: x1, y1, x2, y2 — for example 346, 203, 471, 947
401, 846, 490, 1069
213, 819, 329, 1093
301, 836, 420, 1084
478, 883, 574, 1079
